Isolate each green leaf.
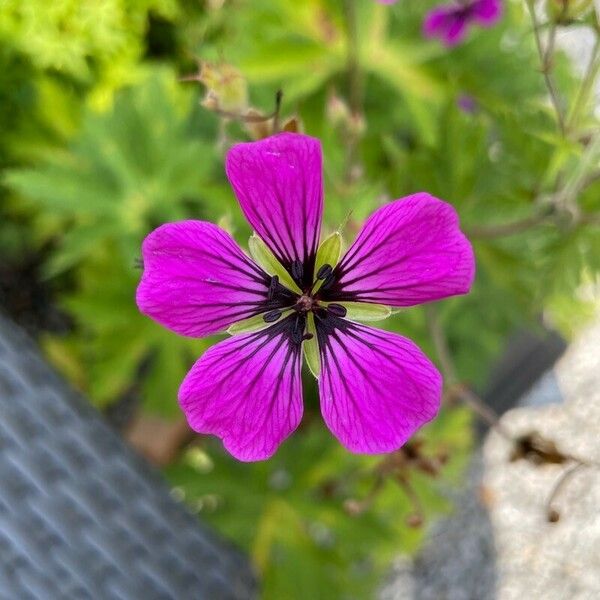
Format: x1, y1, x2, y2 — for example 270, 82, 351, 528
248, 234, 302, 294
303, 313, 320, 378
335, 302, 391, 322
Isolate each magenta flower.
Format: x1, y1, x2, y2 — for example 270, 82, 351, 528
136, 133, 475, 461
424, 0, 502, 47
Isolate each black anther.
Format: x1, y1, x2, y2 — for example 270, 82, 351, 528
263, 310, 282, 323
327, 303, 347, 317
316, 264, 333, 280
302, 333, 314, 341
290, 314, 306, 344
319, 273, 336, 291
291, 259, 303, 281
267, 275, 279, 301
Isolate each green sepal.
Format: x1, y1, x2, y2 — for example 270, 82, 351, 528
248, 234, 302, 294
335, 302, 392, 322
227, 309, 292, 335
227, 313, 272, 335
315, 231, 342, 273
312, 231, 342, 294
303, 313, 320, 378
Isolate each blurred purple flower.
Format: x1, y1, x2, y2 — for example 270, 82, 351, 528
458, 94, 478, 113
424, 0, 502, 47
137, 133, 475, 461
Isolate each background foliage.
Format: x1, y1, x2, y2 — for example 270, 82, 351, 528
1, 0, 600, 597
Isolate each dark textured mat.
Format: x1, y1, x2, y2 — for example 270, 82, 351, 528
0, 312, 256, 600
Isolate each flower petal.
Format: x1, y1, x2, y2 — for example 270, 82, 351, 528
473, 0, 502, 26
315, 316, 441, 453
321, 193, 475, 307
137, 220, 295, 338
226, 133, 323, 289
179, 317, 304, 461
423, 6, 469, 47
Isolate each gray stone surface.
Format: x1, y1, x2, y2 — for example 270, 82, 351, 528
0, 312, 256, 600
380, 457, 497, 600
483, 316, 600, 600
381, 314, 600, 600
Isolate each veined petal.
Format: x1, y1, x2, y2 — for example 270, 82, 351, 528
179, 317, 304, 461
226, 133, 323, 289
137, 220, 295, 338
321, 193, 475, 308
315, 315, 441, 453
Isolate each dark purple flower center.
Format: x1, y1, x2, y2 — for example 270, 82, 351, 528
295, 294, 315, 313
259, 262, 349, 347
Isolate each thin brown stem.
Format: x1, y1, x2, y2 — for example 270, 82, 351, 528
425, 305, 513, 440
545, 462, 587, 522
396, 474, 425, 527
272, 89, 283, 134
425, 304, 458, 383
344, 476, 385, 515
467, 211, 550, 239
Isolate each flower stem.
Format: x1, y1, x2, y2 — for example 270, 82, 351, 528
343, 0, 362, 117
467, 162, 600, 241
567, 34, 600, 132
525, 0, 567, 136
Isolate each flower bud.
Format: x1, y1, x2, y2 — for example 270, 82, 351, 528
243, 108, 272, 140
199, 61, 248, 113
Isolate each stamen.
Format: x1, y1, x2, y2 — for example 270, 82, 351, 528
291, 314, 306, 344
327, 303, 347, 317
316, 264, 333, 280
263, 309, 282, 323
291, 259, 304, 282
267, 275, 279, 301
302, 333, 314, 341
319, 272, 336, 291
